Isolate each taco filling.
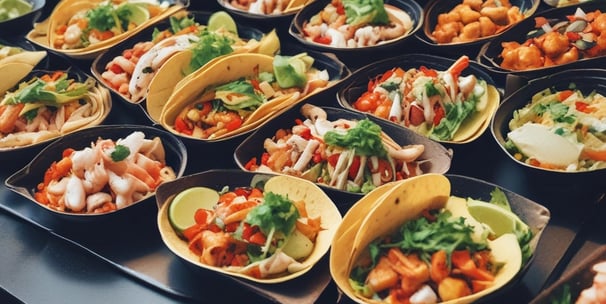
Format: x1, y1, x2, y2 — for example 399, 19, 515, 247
245, 104, 427, 194
0, 71, 109, 149
52, 0, 170, 50
170, 53, 330, 139
351, 56, 488, 141
302, 0, 413, 48
348, 188, 530, 303
101, 12, 258, 103
174, 185, 323, 279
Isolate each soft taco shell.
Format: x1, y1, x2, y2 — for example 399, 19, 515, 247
158, 53, 295, 139
450, 83, 500, 143
40, 0, 184, 58
157, 174, 342, 284
0, 78, 111, 150
0, 62, 37, 95
146, 29, 281, 122
0, 47, 46, 67
331, 174, 523, 304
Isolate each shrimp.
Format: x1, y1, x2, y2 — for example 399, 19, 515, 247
0, 104, 24, 134
63, 23, 83, 46
64, 175, 86, 212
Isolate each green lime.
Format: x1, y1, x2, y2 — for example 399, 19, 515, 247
467, 200, 527, 237
0, 0, 33, 21
119, 3, 150, 26
168, 187, 220, 234
207, 11, 238, 35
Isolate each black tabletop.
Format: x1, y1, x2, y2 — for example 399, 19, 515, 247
1, 1, 606, 303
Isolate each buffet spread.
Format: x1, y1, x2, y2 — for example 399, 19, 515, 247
1, 0, 606, 303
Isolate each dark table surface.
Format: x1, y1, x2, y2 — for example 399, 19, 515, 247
2, 1, 606, 303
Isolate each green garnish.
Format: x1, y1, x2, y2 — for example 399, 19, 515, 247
324, 119, 388, 158
110, 145, 130, 162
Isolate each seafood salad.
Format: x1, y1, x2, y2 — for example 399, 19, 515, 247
100, 12, 258, 103
244, 104, 426, 194
351, 56, 489, 141
34, 131, 177, 213
505, 87, 606, 171
500, 8, 606, 70
348, 188, 530, 303
576, 261, 606, 303
0, 71, 110, 149
52, 0, 172, 50
226, 0, 308, 15
176, 186, 323, 279
431, 0, 526, 44
302, 0, 413, 48
168, 53, 330, 140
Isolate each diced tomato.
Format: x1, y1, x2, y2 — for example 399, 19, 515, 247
194, 208, 211, 225
298, 127, 312, 140
241, 223, 254, 240
313, 151, 322, 164
109, 64, 124, 74
234, 187, 251, 198
261, 152, 270, 166
313, 35, 332, 45
219, 192, 237, 204
198, 102, 212, 116
575, 101, 594, 113
558, 90, 574, 101
409, 104, 425, 126
174, 116, 193, 135
534, 16, 549, 28
327, 153, 340, 167
250, 78, 260, 91
566, 31, 581, 41
244, 157, 257, 170
62, 148, 75, 158
224, 222, 240, 233
182, 224, 205, 241
55, 24, 67, 35
335, 1, 345, 14
433, 104, 445, 126
225, 114, 243, 131
376, 159, 393, 183
348, 156, 361, 180
379, 69, 394, 83
249, 231, 267, 245
123, 49, 134, 59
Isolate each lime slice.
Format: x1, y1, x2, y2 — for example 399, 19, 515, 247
168, 187, 220, 234
207, 11, 238, 35
467, 199, 527, 237
0, 0, 33, 21
119, 3, 150, 26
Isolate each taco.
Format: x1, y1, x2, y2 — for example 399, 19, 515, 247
157, 52, 331, 140
222, 0, 312, 15
0, 70, 111, 150
157, 174, 342, 283
350, 56, 499, 143
331, 174, 529, 304
145, 28, 280, 117
100, 11, 280, 104
30, 0, 184, 58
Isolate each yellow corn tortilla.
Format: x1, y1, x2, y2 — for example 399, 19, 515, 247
0, 62, 37, 95
157, 174, 342, 283
0, 47, 46, 68
146, 29, 281, 123
28, 0, 184, 59
450, 84, 500, 144
157, 53, 297, 140
330, 173, 523, 304
0, 75, 112, 150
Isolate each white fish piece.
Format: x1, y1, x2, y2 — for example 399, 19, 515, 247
64, 175, 86, 212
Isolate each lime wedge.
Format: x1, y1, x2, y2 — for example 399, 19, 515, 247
207, 11, 238, 35
168, 187, 220, 234
119, 3, 150, 26
0, 0, 33, 21
467, 199, 527, 237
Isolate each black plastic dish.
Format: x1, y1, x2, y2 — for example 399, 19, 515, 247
415, 0, 540, 59
90, 10, 265, 108
233, 102, 453, 210
478, 1, 606, 80
337, 53, 499, 144
4, 124, 188, 222
288, 0, 423, 56
0, 68, 112, 160
0, 0, 45, 37
491, 68, 606, 193
530, 245, 606, 304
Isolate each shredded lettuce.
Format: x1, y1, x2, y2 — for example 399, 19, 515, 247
324, 119, 388, 158
342, 0, 389, 27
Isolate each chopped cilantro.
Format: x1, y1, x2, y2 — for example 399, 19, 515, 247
110, 144, 130, 162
